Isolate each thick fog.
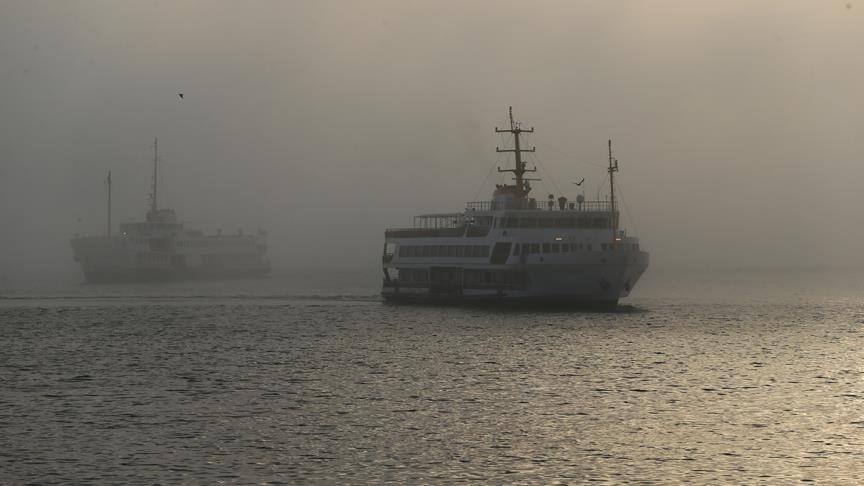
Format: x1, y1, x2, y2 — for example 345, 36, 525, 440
1, 1, 863, 283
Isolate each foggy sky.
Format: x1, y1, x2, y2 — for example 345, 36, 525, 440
2, 1, 863, 283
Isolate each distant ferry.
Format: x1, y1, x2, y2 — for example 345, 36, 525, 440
71, 139, 270, 282
381, 108, 649, 308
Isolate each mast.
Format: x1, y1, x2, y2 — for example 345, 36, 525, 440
150, 137, 158, 217
607, 139, 619, 245
106, 171, 112, 237
495, 107, 537, 198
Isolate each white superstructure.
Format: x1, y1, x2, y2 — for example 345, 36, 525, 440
71, 139, 270, 282
381, 108, 648, 308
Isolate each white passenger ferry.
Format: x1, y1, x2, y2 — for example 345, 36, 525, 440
381, 108, 649, 308
71, 139, 270, 282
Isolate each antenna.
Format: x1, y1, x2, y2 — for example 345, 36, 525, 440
495, 106, 537, 198
150, 137, 158, 217
106, 171, 112, 237
608, 139, 620, 245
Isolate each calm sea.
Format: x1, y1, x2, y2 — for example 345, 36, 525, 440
2, 268, 863, 483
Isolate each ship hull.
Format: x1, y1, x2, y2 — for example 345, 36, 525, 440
71, 235, 270, 283
82, 266, 271, 283
381, 255, 648, 310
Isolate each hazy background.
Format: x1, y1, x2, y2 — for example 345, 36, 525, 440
1, 0, 863, 285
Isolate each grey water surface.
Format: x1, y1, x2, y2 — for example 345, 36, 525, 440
2, 268, 864, 483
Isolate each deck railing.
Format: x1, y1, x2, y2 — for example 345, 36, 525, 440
465, 199, 616, 212
385, 227, 466, 238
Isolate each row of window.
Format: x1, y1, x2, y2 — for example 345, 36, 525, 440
514, 242, 591, 255
201, 238, 256, 247
399, 245, 490, 258
513, 241, 640, 255
464, 269, 527, 285
136, 253, 171, 265
398, 268, 528, 286
116, 238, 253, 248
203, 253, 264, 264
399, 241, 640, 259
177, 239, 251, 248
498, 216, 613, 229
120, 223, 182, 232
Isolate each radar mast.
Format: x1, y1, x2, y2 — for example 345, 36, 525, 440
106, 171, 112, 237
495, 107, 537, 198
608, 139, 620, 246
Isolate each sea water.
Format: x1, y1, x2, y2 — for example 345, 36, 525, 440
2, 268, 863, 483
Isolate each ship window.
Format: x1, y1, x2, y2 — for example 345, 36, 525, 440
577, 217, 591, 228
422, 246, 432, 257
530, 243, 540, 254
593, 218, 608, 228
484, 272, 492, 284
519, 217, 537, 228
437, 246, 446, 257
513, 243, 520, 256
587, 244, 592, 251
538, 218, 555, 228
601, 243, 608, 251
551, 243, 560, 253
542, 243, 550, 253
561, 243, 569, 252
501, 216, 518, 228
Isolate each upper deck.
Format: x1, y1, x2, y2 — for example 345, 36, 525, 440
384, 107, 629, 243
385, 198, 618, 238
465, 199, 615, 213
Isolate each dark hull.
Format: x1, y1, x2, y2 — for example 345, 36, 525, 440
82, 266, 270, 283
382, 291, 619, 311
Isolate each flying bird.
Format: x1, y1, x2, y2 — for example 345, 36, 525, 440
572, 178, 585, 186
178, 93, 184, 99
